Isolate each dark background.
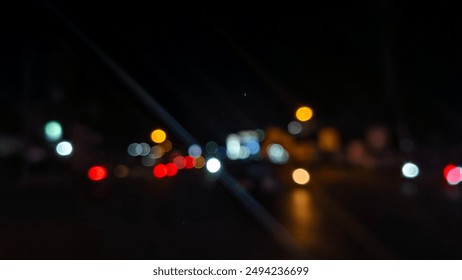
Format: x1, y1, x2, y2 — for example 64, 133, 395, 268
2, 2, 460, 145
1, 1, 461, 259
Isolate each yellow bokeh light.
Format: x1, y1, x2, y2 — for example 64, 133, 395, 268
292, 168, 310, 185
295, 106, 313, 122
150, 129, 167, 143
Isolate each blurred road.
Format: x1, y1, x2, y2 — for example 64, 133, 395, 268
312, 165, 462, 259
0, 171, 288, 259
275, 164, 462, 259
2, 162, 461, 259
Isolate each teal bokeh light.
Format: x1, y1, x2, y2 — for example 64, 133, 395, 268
44, 121, 63, 142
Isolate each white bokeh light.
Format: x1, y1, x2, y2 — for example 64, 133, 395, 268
127, 143, 142, 156
206, 158, 221, 173
226, 134, 241, 160
139, 143, 151, 156
402, 162, 419, 178
56, 141, 73, 156
267, 144, 289, 164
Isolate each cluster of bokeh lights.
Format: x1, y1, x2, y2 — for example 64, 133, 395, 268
126, 127, 220, 180
78, 100, 462, 196
225, 130, 262, 161
153, 164, 175, 178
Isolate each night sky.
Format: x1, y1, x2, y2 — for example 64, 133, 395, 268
1, 2, 461, 147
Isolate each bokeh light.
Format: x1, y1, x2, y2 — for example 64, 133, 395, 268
318, 127, 340, 152
226, 134, 241, 160
188, 144, 202, 158
444, 164, 457, 178
267, 143, 289, 164
44, 121, 62, 142
127, 143, 142, 156
139, 143, 151, 156
173, 156, 186, 169
114, 164, 129, 178
56, 141, 73, 156
239, 146, 251, 159
153, 164, 168, 178
295, 106, 313, 122
88, 166, 107, 181
288, 121, 302, 135
166, 163, 178, 177
225, 131, 263, 160
195, 156, 206, 169
446, 166, 462, 185
244, 139, 260, 155
150, 129, 167, 143
268, 144, 284, 157
292, 168, 310, 185
366, 126, 389, 151
345, 140, 371, 167
402, 162, 419, 178
184, 156, 195, 169
256, 129, 265, 142
151, 145, 165, 159
205, 141, 218, 154
141, 155, 156, 167
206, 158, 221, 173
161, 140, 173, 153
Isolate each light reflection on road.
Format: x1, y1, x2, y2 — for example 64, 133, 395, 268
282, 183, 375, 258
286, 188, 319, 248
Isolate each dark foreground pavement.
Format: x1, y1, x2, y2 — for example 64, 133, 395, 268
1, 164, 461, 259
0, 171, 292, 259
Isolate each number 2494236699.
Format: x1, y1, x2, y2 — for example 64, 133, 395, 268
245, 267, 309, 276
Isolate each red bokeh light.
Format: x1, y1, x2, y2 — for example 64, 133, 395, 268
88, 166, 107, 181
153, 164, 168, 178
166, 163, 178, 177
184, 156, 195, 169
173, 156, 185, 169
444, 164, 456, 178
